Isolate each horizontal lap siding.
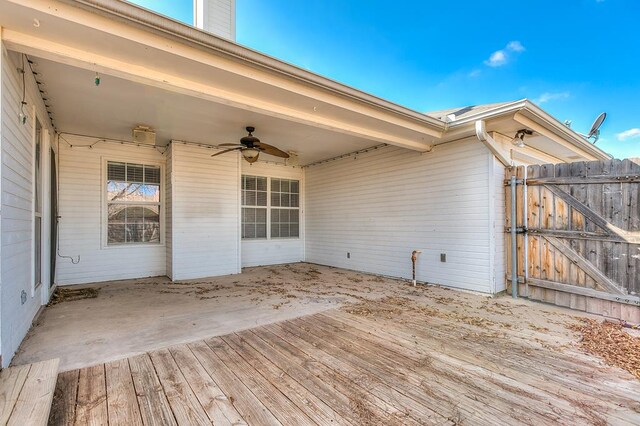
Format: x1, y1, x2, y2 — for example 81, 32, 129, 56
203, 0, 234, 39
171, 144, 239, 280
56, 135, 166, 284
241, 161, 304, 267
305, 140, 492, 293
1, 50, 51, 365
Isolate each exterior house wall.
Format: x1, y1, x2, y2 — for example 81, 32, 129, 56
56, 135, 166, 285
0, 50, 53, 366
194, 0, 236, 41
240, 161, 304, 267
305, 139, 494, 293
169, 143, 240, 280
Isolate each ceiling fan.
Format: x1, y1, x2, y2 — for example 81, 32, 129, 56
212, 126, 290, 164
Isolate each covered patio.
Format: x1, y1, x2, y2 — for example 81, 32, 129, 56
33, 264, 640, 425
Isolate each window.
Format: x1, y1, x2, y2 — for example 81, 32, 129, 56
242, 175, 300, 239
270, 178, 299, 238
107, 161, 161, 245
34, 119, 42, 288
241, 175, 267, 239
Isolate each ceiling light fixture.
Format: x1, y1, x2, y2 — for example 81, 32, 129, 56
242, 148, 260, 163
512, 129, 532, 148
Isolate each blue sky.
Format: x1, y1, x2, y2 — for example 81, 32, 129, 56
130, 0, 639, 159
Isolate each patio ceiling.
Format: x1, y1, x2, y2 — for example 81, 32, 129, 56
1, 0, 445, 165
19, 54, 384, 165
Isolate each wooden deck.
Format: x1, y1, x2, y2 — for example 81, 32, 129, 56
0, 358, 59, 425
49, 297, 640, 425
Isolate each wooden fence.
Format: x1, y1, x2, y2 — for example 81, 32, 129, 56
505, 159, 640, 323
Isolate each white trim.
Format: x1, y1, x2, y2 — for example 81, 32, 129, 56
31, 111, 43, 297
100, 156, 165, 249
241, 174, 302, 241
236, 152, 241, 272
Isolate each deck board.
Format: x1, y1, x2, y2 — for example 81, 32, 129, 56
105, 359, 143, 426
6, 359, 59, 426
48, 303, 640, 425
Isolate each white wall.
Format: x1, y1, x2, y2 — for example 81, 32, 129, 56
56, 135, 166, 284
194, 0, 235, 41
0, 50, 53, 366
169, 143, 240, 280
305, 140, 494, 293
241, 161, 304, 267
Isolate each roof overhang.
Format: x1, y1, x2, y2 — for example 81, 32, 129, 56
0, 0, 443, 159
0, 0, 611, 165
438, 100, 611, 162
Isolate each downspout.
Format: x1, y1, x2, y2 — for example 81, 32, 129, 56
510, 175, 518, 298
475, 121, 517, 298
522, 166, 528, 297
475, 120, 511, 167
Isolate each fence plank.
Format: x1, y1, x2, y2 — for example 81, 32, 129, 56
508, 159, 640, 322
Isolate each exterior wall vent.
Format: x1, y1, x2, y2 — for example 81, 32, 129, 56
132, 126, 156, 145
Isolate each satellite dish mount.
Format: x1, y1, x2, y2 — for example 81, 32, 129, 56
579, 112, 607, 144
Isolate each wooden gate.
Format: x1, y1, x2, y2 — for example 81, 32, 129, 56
505, 159, 640, 323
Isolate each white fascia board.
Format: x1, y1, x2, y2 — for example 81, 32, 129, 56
26, 0, 444, 136
447, 100, 611, 161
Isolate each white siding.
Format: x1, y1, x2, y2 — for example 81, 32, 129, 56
0, 50, 52, 366
305, 140, 493, 293
56, 135, 166, 284
241, 161, 304, 267
170, 144, 240, 280
195, 0, 235, 40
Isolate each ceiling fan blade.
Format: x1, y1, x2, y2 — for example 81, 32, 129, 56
255, 141, 290, 158
211, 147, 241, 157
218, 143, 245, 147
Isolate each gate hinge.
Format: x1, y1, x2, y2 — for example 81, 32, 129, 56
505, 227, 528, 234
503, 179, 524, 185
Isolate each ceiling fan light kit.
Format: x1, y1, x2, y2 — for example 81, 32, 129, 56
242, 148, 260, 163
212, 126, 290, 164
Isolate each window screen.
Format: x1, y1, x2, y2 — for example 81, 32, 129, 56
242, 175, 267, 239
107, 161, 161, 245
241, 175, 300, 240
270, 178, 300, 238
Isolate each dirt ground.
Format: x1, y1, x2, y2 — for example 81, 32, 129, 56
12, 262, 635, 374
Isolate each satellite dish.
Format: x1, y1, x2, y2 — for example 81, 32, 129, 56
581, 112, 606, 144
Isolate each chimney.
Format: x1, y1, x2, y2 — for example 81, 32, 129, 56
194, 0, 236, 41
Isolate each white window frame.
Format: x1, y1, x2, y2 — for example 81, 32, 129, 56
101, 157, 165, 249
241, 174, 300, 241
32, 116, 43, 293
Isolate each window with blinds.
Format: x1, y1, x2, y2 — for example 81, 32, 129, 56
241, 175, 300, 239
106, 161, 161, 245
241, 175, 267, 239
270, 178, 299, 238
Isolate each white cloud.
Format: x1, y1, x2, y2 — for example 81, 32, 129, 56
485, 50, 507, 67
507, 41, 525, 52
468, 69, 481, 78
484, 41, 525, 67
616, 128, 640, 141
534, 91, 570, 104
